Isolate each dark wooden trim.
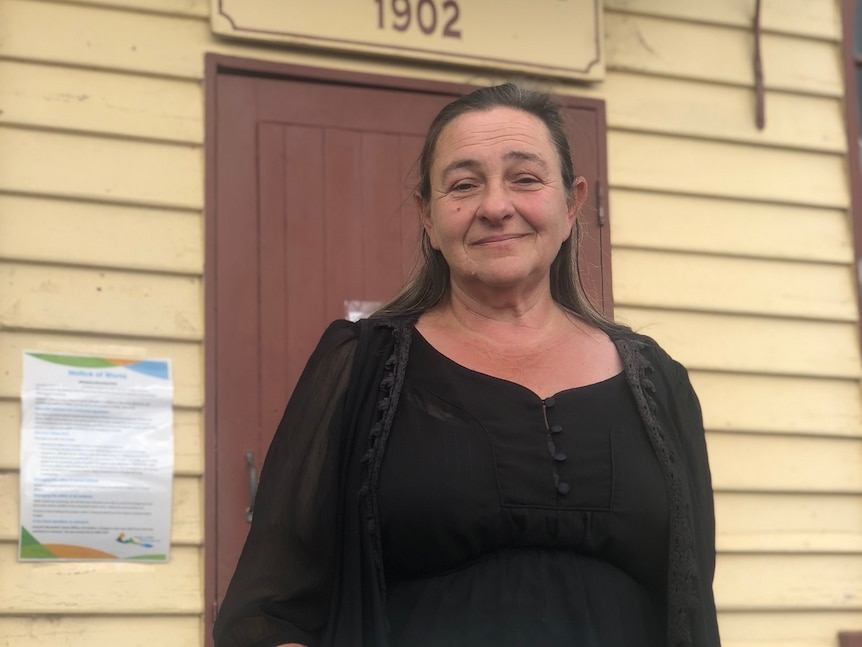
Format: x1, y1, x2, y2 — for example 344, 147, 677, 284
202, 53, 613, 646
841, 0, 862, 354
203, 53, 609, 114
203, 52, 220, 647
840, 632, 862, 647
206, 53, 477, 99
595, 98, 613, 319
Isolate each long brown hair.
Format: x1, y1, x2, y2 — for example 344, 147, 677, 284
376, 83, 619, 332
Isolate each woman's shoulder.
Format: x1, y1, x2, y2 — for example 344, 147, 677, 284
318, 318, 360, 349
607, 325, 689, 382
319, 314, 417, 354
609, 324, 668, 356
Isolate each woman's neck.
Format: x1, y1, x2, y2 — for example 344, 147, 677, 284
445, 280, 561, 325
422, 287, 581, 350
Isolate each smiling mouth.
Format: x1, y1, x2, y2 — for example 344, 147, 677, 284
473, 234, 528, 245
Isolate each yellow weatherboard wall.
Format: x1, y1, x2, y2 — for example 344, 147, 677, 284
0, 0, 860, 645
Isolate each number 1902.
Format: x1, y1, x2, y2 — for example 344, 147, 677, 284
373, 0, 462, 39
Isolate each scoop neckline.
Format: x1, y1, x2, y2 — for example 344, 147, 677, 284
411, 326, 625, 402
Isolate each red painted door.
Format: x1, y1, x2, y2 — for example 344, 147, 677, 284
205, 58, 611, 633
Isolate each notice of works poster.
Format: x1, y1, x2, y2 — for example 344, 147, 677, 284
19, 352, 173, 562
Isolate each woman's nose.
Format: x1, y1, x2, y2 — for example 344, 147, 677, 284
477, 181, 514, 223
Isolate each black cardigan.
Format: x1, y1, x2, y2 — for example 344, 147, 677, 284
214, 316, 721, 647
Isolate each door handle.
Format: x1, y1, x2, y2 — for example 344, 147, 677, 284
245, 451, 258, 523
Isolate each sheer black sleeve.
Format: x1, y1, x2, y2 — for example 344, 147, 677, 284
214, 320, 359, 647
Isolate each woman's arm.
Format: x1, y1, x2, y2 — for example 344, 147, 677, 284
670, 360, 721, 646
213, 321, 358, 647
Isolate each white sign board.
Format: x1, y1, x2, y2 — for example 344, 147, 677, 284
19, 352, 174, 561
213, 0, 604, 81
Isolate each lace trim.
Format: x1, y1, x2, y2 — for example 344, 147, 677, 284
615, 337, 699, 647
357, 318, 413, 610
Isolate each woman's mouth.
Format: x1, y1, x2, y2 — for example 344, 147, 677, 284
473, 234, 528, 246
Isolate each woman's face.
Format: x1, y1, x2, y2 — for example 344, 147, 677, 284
421, 107, 586, 300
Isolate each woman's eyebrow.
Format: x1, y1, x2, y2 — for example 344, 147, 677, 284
440, 150, 547, 179
503, 150, 548, 170
440, 158, 480, 178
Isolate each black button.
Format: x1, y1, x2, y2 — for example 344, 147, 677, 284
550, 424, 562, 434
554, 452, 567, 462
544, 396, 556, 408
557, 482, 570, 495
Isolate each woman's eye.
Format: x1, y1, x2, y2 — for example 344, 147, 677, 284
451, 182, 475, 192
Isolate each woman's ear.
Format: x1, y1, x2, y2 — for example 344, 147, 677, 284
567, 176, 589, 227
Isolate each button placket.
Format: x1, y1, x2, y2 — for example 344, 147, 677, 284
542, 396, 569, 497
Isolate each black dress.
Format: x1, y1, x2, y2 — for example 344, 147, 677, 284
213, 318, 720, 647
379, 331, 669, 646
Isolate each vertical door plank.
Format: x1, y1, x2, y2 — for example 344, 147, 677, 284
324, 128, 366, 321
258, 123, 290, 450
361, 132, 406, 301
283, 125, 327, 400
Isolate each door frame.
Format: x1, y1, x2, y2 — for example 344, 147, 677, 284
203, 52, 611, 644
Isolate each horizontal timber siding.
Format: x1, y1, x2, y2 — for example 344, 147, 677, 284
604, 2, 861, 646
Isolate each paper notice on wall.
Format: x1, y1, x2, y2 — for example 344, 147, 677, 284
19, 352, 173, 562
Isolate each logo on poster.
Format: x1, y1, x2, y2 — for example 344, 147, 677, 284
116, 532, 154, 549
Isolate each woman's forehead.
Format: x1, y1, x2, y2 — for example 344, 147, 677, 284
433, 107, 557, 169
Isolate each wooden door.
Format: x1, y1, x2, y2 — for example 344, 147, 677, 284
204, 56, 611, 637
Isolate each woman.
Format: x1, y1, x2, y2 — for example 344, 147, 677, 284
214, 84, 721, 647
